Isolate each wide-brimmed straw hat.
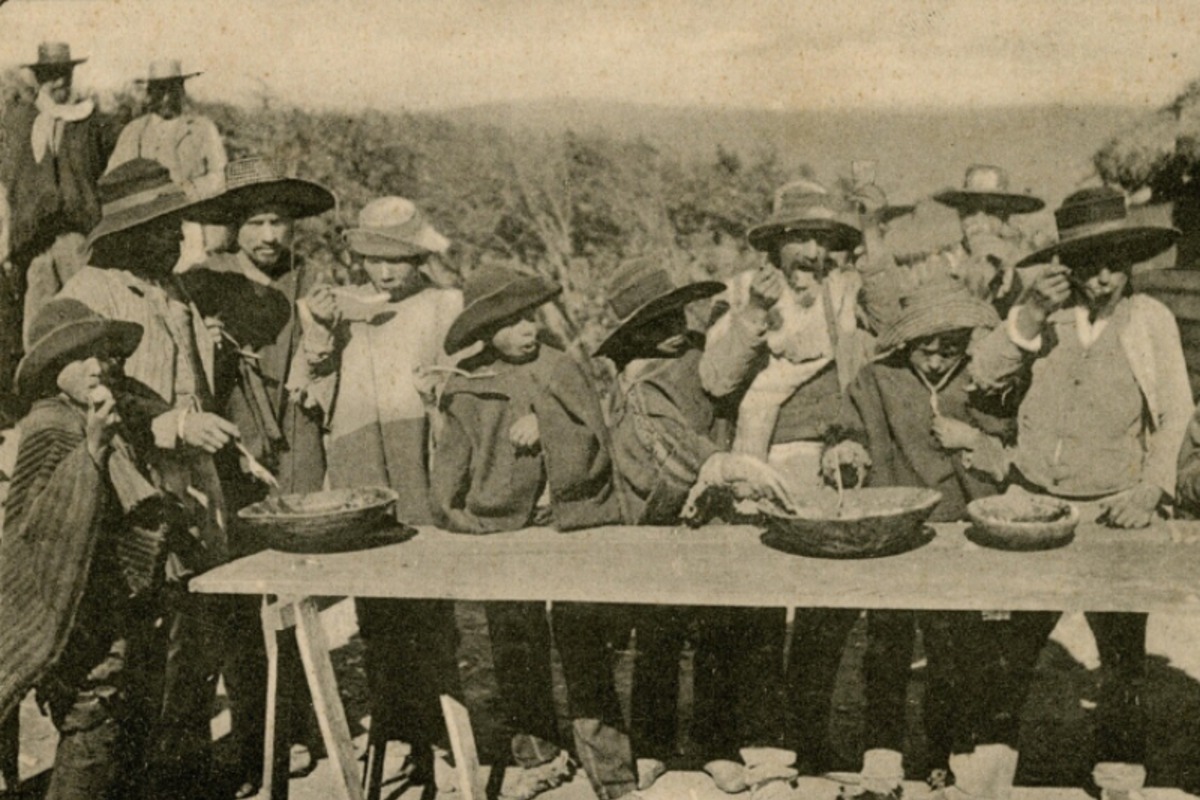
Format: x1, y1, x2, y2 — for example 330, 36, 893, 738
933, 164, 1045, 217
24, 42, 86, 72
136, 59, 202, 84
343, 196, 450, 259
1015, 186, 1180, 269
594, 257, 723, 360
875, 279, 1000, 354
444, 265, 561, 354
189, 156, 335, 222
15, 299, 142, 398
87, 158, 201, 249
747, 179, 862, 253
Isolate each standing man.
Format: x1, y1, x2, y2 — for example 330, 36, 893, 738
0, 42, 111, 386
107, 59, 228, 270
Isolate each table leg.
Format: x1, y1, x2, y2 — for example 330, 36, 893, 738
261, 597, 295, 800
292, 596, 364, 800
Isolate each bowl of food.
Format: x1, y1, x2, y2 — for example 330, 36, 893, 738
237, 487, 407, 553
758, 486, 942, 559
966, 494, 1079, 551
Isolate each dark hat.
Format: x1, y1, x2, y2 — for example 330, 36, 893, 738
24, 42, 86, 72
343, 196, 450, 258
593, 257, 723, 360
87, 158, 200, 249
444, 265, 561, 354
875, 279, 1000, 353
747, 179, 862, 253
15, 299, 142, 398
933, 164, 1045, 217
1015, 186, 1180, 269
136, 59, 202, 84
189, 156, 336, 223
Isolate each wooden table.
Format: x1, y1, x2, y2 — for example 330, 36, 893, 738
190, 522, 1200, 799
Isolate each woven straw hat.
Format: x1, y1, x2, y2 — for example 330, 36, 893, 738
343, 196, 450, 258
16, 299, 142, 398
189, 156, 335, 222
747, 179, 862, 253
444, 265, 560, 354
87, 158, 200, 249
1016, 186, 1179, 269
594, 257, 723, 359
933, 164, 1045, 217
875, 279, 1000, 354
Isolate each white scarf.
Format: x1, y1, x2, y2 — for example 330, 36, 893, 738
31, 87, 94, 164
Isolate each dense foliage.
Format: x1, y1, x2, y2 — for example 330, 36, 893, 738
1095, 79, 1200, 201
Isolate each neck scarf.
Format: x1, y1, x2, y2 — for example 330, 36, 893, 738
31, 87, 94, 164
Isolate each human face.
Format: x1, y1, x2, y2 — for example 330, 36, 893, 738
362, 255, 427, 299
237, 209, 294, 271
907, 331, 970, 383
36, 66, 74, 104
959, 207, 1007, 247
147, 80, 185, 120
1073, 261, 1129, 313
56, 355, 104, 407
134, 216, 185, 276
777, 236, 831, 289
488, 309, 541, 363
619, 309, 690, 361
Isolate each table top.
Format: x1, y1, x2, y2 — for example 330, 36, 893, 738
190, 521, 1200, 613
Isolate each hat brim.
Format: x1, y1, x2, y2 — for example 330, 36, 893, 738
86, 191, 199, 249
137, 72, 202, 84
15, 319, 143, 397
932, 189, 1045, 216
189, 178, 335, 224
747, 218, 862, 253
344, 225, 450, 258
876, 298, 1000, 353
1015, 225, 1180, 269
445, 277, 562, 354
26, 58, 87, 71
594, 281, 724, 359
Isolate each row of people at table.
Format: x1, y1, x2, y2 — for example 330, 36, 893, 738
3, 46, 1200, 800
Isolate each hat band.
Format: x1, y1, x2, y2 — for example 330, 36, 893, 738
610, 271, 675, 319
1058, 217, 1129, 244
102, 184, 186, 217
1056, 194, 1126, 231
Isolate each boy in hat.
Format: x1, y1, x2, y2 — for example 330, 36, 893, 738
108, 59, 228, 270
432, 264, 623, 799
0, 298, 167, 800
0, 42, 112, 379
822, 279, 1050, 800
970, 186, 1192, 800
290, 195, 464, 792
182, 156, 337, 796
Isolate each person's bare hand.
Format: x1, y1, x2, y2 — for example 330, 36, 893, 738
509, 413, 540, 452
931, 416, 984, 451
1016, 260, 1071, 337
306, 284, 341, 326
85, 386, 119, 462
820, 441, 871, 487
202, 316, 226, 349
1100, 482, 1162, 529
181, 412, 240, 454
681, 452, 798, 519
411, 365, 444, 405
850, 184, 888, 216
748, 266, 785, 316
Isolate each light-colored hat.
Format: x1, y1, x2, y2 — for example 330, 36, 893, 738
594, 256, 723, 360
1016, 186, 1179, 269
189, 156, 335, 222
24, 42, 86, 72
87, 158, 201, 249
16, 299, 142, 398
746, 179, 862, 253
875, 279, 1000, 353
933, 164, 1045, 216
137, 59, 202, 84
343, 197, 450, 259
444, 265, 560, 354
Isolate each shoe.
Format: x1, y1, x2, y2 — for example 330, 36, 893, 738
704, 759, 748, 794
637, 758, 667, 791
501, 750, 575, 800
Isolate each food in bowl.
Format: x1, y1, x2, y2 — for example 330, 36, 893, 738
759, 486, 941, 558
966, 494, 1079, 551
238, 487, 402, 553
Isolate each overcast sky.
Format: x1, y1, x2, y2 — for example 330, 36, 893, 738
1, 0, 1198, 112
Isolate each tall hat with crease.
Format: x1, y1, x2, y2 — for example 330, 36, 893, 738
747, 179, 862, 253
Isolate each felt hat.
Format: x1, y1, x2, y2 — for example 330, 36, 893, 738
933, 164, 1045, 217
189, 156, 335, 222
1015, 186, 1180, 269
593, 256, 723, 359
343, 196, 450, 258
444, 265, 561, 354
875, 279, 1000, 354
87, 158, 201, 249
24, 42, 86, 72
747, 179, 862, 253
137, 59, 202, 84
15, 299, 142, 398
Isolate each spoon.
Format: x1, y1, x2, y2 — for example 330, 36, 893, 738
236, 441, 280, 492
834, 461, 846, 516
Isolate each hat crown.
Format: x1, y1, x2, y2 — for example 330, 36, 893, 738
147, 59, 189, 81
607, 257, 678, 321
358, 197, 419, 229
224, 157, 282, 191
962, 164, 1011, 193
34, 41, 76, 66
27, 299, 106, 350
98, 158, 181, 207
771, 178, 851, 219
462, 264, 538, 307
1053, 186, 1128, 239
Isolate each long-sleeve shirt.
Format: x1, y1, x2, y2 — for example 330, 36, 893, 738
970, 295, 1193, 499
107, 113, 226, 198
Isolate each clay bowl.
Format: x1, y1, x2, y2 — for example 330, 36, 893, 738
966, 494, 1078, 551
237, 487, 409, 553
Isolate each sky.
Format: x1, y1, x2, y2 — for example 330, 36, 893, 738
1, 0, 1199, 112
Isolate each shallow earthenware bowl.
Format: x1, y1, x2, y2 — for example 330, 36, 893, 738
238, 487, 408, 553
966, 494, 1079, 551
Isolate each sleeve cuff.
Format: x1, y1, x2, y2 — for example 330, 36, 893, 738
1005, 305, 1043, 352
151, 410, 182, 449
